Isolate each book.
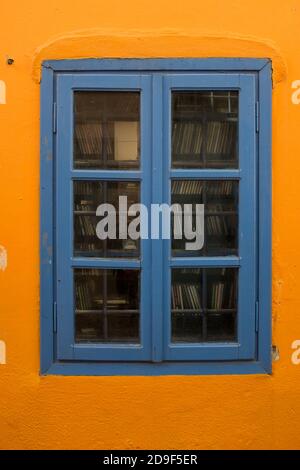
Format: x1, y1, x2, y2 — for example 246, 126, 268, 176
171, 283, 202, 310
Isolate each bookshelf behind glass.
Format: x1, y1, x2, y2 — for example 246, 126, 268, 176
171, 268, 238, 343
73, 180, 140, 258
74, 91, 140, 170
171, 179, 238, 257
172, 90, 238, 169
75, 268, 140, 344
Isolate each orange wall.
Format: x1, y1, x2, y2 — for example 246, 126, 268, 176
0, 0, 300, 450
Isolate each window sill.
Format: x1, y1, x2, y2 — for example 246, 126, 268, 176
42, 360, 271, 376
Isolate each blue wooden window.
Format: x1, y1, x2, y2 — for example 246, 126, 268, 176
40, 59, 272, 375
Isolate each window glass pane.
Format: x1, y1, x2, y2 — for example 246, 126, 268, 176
172, 91, 238, 169
171, 180, 238, 256
74, 180, 140, 258
75, 268, 140, 343
74, 92, 140, 169
171, 268, 203, 343
171, 268, 237, 343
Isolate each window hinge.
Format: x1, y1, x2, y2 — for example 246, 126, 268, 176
255, 101, 259, 133
255, 300, 259, 332
53, 301, 57, 333
53, 102, 57, 134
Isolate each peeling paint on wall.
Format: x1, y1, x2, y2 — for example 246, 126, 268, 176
0, 80, 6, 104
0, 246, 7, 271
0, 341, 6, 364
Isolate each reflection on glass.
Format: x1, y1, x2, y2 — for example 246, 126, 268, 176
171, 180, 238, 256
74, 180, 140, 258
171, 268, 237, 343
75, 268, 140, 343
74, 92, 140, 169
172, 91, 238, 168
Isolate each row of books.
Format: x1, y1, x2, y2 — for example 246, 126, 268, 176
172, 281, 236, 311
75, 122, 106, 156
74, 121, 139, 162
206, 214, 232, 237
206, 121, 236, 155
209, 281, 236, 310
74, 181, 138, 198
171, 120, 236, 157
171, 212, 231, 241
76, 280, 235, 313
75, 214, 96, 237
75, 282, 129, 311
206, 181, 235, 197
172, 180, 235, 197
172, 283, 201, 310
210, 282, 225, 310
172, 122, 203, 155
172, 180, 203, 195
75, 279, 97, 311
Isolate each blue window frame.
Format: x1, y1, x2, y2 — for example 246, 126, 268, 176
40, 59, 272, 375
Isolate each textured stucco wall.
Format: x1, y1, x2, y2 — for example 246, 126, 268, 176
0, 0, 300, 450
